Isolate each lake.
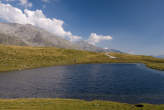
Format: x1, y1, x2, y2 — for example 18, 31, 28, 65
0, 63, 164, 104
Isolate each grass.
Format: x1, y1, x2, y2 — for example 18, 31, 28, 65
0, 44, 110, 72
109, 52, 164, 71
0, 44, 164, 72
0, 98, 164, 110
0, 44, 164, 109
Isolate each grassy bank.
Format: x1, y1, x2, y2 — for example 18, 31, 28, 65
0, 45, 164, 109
0, 44, 164, 72
109, 52, 164, 71
0, 98, 164, 110
0, 45, 110, 72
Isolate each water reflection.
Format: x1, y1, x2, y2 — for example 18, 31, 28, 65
0, 64, 164, 104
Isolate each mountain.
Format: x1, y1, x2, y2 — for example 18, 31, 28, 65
0, 22, 120, 52
73, 40, 122, 53
73, 40, 106, 52
0, 22, 80, 49
0, 33, 27, 46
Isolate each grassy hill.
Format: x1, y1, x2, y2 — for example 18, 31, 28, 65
109, 52, 164, 71
0, 98, 164, 110
0, 45, 164, 109
0, 44, 110, 72
0, 44, 164, 72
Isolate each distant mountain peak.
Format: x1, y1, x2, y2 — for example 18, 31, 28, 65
0, 22, 121, 52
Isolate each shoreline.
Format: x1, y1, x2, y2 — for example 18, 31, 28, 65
0, 62, 163, 73
0, 45, 164, 72
0, 98, 163, 110
0, 45, 164, 109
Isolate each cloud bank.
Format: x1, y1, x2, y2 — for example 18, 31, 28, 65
0, 2, 112, 44
88, 33, 112, 45
0, 2, 81, 41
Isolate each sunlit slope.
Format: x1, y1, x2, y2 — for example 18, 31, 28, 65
109, 52, 164, 70
0, 44, 164, 72
0, 98, 164, 110
0, 45, 110, 72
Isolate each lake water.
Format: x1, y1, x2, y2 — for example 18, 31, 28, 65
0, 63, 164, 104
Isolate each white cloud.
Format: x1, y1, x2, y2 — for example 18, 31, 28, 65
0, 2, 81, 41
0, 3, 27, 24
19, 0, 32, 8
69, 35, 82, 42
0, 2, 113, 45
88, 33, 112, 45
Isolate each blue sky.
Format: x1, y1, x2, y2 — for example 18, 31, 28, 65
0, 0, 164, 55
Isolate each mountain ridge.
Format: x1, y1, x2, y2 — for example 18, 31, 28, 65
0, 22, 121, 52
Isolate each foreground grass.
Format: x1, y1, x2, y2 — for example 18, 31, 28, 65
0, 45, 164, 109
0, 98, 164, 110
0, 44, 164, 72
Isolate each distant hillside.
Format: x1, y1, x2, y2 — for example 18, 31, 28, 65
0, 33, 27, 46
0, 45, 163, 72
73, 40, 104, 52
73, 40, 122, 52
0, 45, 110, 72
0, 22, 120, 52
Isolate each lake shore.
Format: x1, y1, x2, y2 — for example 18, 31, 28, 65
0, 45, 164, 109
0, 45, 164, 72
0, 98, 164, 110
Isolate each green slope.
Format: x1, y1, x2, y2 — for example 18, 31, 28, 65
0, 44, 110, 72
0, 45, 164, 109
0, 98, 164, 110
109, 52, 164, 71
0, 44, 164, 72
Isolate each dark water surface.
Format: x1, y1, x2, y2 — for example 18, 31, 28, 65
1, 64, 164, 104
